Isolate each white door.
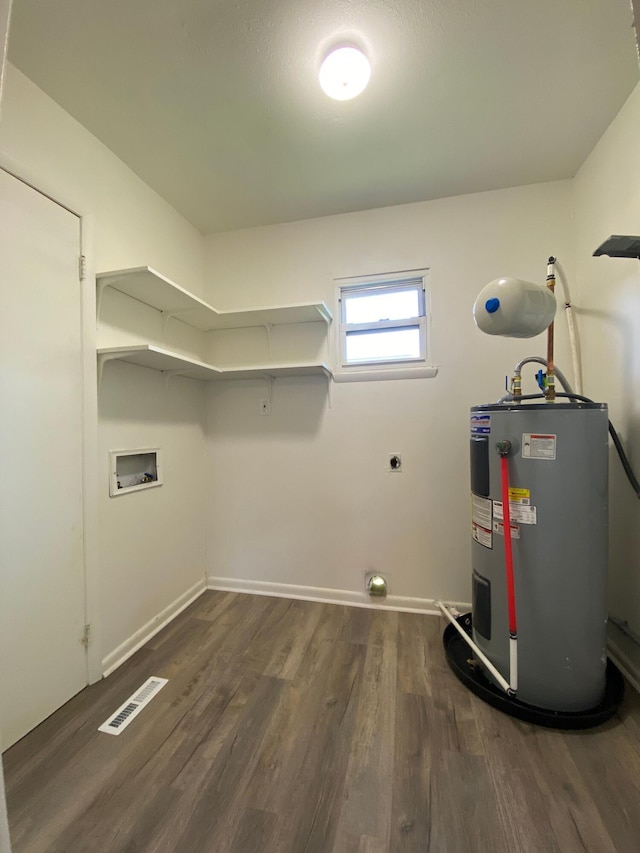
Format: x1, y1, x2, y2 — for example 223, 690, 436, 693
0, 168, 87, 749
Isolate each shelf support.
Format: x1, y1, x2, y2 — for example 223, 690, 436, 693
314, 305, 333, 327
326, 373, 333, 409
97, 351, 124, 391
160, 310, 180, 342
161, 368, 185, 393
170, 306, 210, 322
96, 280, 111, 320
261, 324, 273, 360
161, 306, 207, 331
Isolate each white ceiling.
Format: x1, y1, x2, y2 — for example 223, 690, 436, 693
7, 0, 639, 234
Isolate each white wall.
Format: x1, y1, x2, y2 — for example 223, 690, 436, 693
98, 362, 206, 665
572, 82, 640, 640
0, 1, 12, 847
203, 181, 573, 605
0, 63, 208, 665
0, 65, 205, 296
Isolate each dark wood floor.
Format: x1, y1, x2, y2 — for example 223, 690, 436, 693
4, 591, 640, 852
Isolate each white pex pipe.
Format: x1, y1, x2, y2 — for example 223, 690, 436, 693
509, 636, 518, 693
565, 306, 583, 395
436, 601, 511, 694
552, 259, 583, 395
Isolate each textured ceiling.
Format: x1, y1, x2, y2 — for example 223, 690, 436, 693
7, 0, 639, 234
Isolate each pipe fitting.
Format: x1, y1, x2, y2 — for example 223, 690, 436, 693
545, 373, 556, 401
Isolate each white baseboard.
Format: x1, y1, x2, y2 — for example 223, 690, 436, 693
102, 577, 207, 678
100, 575, 640, 698
607, 630, 640, 696
206, 575, 470, 616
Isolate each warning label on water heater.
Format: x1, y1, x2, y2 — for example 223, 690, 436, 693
493, 501, 537, 525
472, 494, 492, 528
522, 433, 556, 460
471, 494, 493, 549
472, 522, 493, 549
493, 520, 521, 539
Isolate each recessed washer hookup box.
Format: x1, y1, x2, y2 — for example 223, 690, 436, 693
109, 448, 163, 496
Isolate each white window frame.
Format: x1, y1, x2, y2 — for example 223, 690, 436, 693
334, 269, 437, 382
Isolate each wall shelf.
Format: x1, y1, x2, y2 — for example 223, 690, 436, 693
97, 345, 332, 384
219, 362, 332, 381
97, 345, 223, 383
96, 267, 334, 391
96, 266, 333, 330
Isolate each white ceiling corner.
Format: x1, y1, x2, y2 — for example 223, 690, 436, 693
6, 0, 639, 234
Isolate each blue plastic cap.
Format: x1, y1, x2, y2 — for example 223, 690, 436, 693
485, 297, 500, 314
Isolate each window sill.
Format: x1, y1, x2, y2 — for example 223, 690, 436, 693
333, 365, 439, 383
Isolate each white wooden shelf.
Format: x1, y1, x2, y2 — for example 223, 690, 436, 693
97, 345, 332, 383
96, 266, 332, 330
96, 267, 334, 391
219, 363, 333, 381
97, 345, 223, 381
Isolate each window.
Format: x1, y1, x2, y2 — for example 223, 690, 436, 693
336, 270, 433, 379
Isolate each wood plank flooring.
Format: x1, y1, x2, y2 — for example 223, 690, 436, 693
4, 591, 640, 852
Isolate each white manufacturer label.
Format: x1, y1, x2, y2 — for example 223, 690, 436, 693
472, 522, 493, 549
493, 501, 537, 525
493, 520, 521, 539
471, 493, 492, 528
470, 413, 491, 435
522, 433, 556, 460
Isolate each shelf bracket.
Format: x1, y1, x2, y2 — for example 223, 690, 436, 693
261, 324, 273, 360
166, 306, 207, 322
96, 280, 111, 321
314, 305, 333, 328
161, 311, 183, 342
97, 352, 124, 392
326, 372, 333, 410
162, 369, 185, 393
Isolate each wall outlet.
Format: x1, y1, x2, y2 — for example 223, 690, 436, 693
389, 453, 402, 472
259, 398, 271, 416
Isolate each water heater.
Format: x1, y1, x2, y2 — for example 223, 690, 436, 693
470, 401, 608, 710
440, 257, 626, 727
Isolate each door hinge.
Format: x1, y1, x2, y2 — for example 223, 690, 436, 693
81, 623, 92, 647
79, 254, 87, 281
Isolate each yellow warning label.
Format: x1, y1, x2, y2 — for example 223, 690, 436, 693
508, 487, 530, 504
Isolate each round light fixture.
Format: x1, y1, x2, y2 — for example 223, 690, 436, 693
319, 46, 371, 101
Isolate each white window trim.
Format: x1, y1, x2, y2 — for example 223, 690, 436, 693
333, 268, 438, 382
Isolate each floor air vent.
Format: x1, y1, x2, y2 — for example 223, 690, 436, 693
98, 676, 168, 736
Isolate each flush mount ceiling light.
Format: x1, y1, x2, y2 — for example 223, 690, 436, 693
319, 46, 371, 101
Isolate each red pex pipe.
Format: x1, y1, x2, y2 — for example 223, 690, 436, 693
500, 455, 517, 637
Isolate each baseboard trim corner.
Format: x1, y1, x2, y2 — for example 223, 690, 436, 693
608, 636, 640, 696
102, 577, 207, 678
206, 575, 470, 616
